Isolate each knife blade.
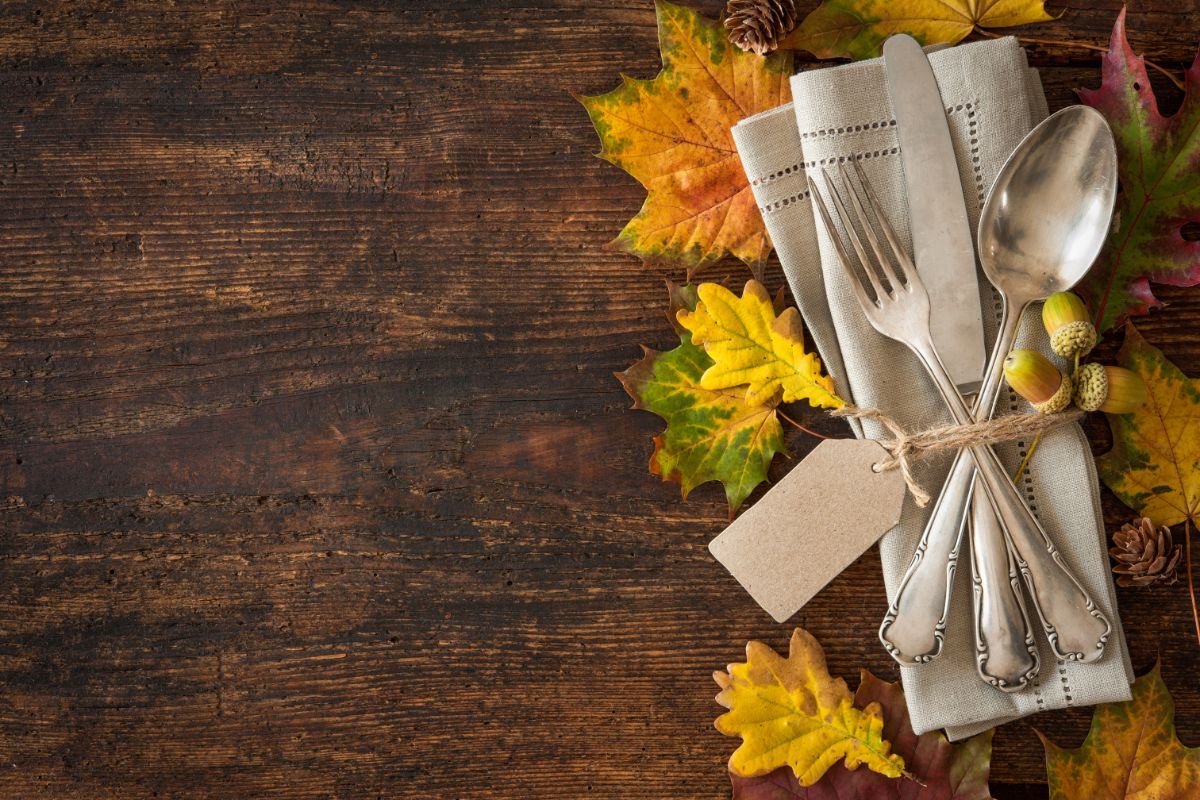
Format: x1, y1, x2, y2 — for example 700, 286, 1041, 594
883, 34, 985, 392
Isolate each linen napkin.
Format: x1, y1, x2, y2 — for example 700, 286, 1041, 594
731, 37, 1133, 739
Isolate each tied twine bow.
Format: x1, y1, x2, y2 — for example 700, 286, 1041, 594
831, 406, 1085, 507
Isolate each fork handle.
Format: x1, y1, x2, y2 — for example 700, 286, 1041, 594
966, 440, 1111, 661
879, 451, 971, 664
911, 338, 1111, 663
881, 307, 1034, 671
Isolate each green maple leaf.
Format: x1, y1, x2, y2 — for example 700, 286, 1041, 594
1077, 10, 1200, 332
618, 335, 785, 514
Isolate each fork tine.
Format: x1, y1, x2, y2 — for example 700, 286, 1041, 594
837, 161, 903, 292
850, 159, 921, 288
808, 175, 877, 312
821, 167, 888, 301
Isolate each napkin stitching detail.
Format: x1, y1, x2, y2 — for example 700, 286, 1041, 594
756, 148, 902, 216
798, 104, 974, 141
755, 103, 981, 216
751, 163, 801, 187
759, 189, 811, 214
802, 147, 899, 169
801, 119, 896, 140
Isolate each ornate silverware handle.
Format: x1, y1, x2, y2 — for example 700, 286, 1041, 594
970, 482, 1039, 690
880, 308, 1027, 667
879, 453, 972, 664
920, 317, 1111, 664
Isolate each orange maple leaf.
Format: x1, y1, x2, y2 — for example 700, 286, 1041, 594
579, 1, 792, 273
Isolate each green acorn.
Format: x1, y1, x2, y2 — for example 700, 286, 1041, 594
1074, 363, 1148, 414
1042, 292, 1098, 359
1004, 349, 1073, 413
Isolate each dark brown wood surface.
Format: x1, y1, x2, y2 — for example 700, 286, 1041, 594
0, 2, 1197, 797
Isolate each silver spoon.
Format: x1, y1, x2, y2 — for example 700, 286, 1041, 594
880, 106, 1118, 683
972, 106, 1118, 675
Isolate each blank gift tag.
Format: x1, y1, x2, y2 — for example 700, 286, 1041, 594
709, 438, 907, 623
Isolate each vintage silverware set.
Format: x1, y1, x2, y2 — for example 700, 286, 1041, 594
809, 35, 1119, 691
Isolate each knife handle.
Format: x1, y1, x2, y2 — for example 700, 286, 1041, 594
969, 484, 1039, 691
878, 451, 972, 664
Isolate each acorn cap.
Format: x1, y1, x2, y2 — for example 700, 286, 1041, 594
1004, 349, 1072, 413
1050, 320, 1098, 359
1042, 293, 1097, 358
1073, 362, 1107, 412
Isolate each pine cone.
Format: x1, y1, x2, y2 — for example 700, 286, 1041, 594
724, 0, 798, 56
1110, 517, 1182, 587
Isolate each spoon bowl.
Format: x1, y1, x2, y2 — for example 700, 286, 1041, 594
977, 105, 1118, 304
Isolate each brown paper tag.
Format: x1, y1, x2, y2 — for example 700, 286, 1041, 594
708, 438, 907, 623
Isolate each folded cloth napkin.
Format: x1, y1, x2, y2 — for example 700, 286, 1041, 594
731, 37, 1133, 739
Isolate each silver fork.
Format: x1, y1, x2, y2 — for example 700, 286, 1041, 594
817, 163, 1037, 691
809, 161, 1110, 675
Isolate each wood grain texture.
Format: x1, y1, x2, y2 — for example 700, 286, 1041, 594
0, 1, 1197, 798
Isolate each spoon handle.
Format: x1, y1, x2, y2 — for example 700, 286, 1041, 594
968, 440, 1111, 662
877, 432, 1041, 679
971, 306, 1111, 664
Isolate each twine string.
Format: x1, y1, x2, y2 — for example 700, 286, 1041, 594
832, 405, 1085, 507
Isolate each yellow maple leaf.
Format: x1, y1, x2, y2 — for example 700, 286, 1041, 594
578, 1, 792, 272
781, 0, 1053, 61
714, 627, 907, 784
678, 280, 843, 409
1040, 664, 1200, 799
1097, 324, 1200, 529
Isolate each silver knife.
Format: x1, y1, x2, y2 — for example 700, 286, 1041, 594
876, 34, 1038, 689
884, 36, 985, 390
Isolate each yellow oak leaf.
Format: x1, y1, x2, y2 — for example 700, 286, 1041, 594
1097, 324, 1200, 529
1040, 664, 1200, 799
781, 0, 1053, 61
678, 280, 843, 409
714, 627, 907, 785
578, 1, 792, 272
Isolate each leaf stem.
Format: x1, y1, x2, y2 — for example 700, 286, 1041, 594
1012, 430, 1043, 482
972, 26, 1185, 91
778, 409, 831, 439
1187, 516, 1199, 648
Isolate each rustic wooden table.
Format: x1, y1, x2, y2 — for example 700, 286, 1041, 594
0, 2, 1197, 798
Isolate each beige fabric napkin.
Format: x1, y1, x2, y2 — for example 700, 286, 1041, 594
731, 37, 1133, 739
